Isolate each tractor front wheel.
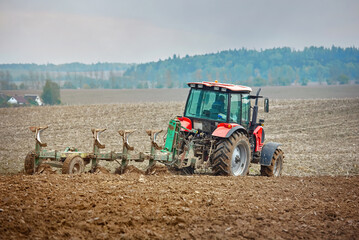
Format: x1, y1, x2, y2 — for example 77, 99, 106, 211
24, 151, 36, 175
62, 155, 85, 174
212, 132, 251, 176
260, 149, 284, 177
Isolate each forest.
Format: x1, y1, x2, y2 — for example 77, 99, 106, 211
0, 46, 358, 90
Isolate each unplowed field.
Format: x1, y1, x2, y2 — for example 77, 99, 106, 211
0, 89, 359, 239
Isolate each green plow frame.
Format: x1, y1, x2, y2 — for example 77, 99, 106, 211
26, 119, 197, 174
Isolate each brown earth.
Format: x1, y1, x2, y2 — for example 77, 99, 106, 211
0, 87, 359, 239
0, 173, 358, 239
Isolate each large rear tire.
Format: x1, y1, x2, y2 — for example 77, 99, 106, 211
212, 132, 251, 176
24, 151, 36, 175
260, 149, 284, 177
62, 155, 85, 174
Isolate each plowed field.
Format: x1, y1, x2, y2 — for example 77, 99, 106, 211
0, 174, 358, 239
0, 87, 359, 239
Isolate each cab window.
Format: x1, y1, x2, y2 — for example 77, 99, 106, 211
241, 94, 250, 127
230, 93, 241, 123
185, 89, 228, 122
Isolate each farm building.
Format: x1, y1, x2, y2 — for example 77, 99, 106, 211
24, 94, 43, 106
7, 95, 28, 105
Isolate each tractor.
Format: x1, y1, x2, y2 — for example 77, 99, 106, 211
25, 81, 283, 177
160, 81, 284, 176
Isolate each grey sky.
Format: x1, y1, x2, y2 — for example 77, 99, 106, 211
0, 0, 358, 64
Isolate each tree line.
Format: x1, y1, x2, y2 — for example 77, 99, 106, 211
0, 62, 133, 90
124, 46, 359, 88
0, 46, 358, 90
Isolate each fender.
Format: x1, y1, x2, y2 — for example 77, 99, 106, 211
177, 117, 192, 131
253, 126, 265, 152
212, 123, 246, 138
260, 142, 281, 166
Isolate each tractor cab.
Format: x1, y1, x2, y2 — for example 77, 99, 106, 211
183, 81, 252, 133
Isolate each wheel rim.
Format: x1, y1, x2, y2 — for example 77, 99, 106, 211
72, 162, 81, 174
69, 157, 83, 174
231, 144, 247, 176
273, 156, 283, 177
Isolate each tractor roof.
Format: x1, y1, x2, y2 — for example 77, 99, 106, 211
187, 81, 252, 93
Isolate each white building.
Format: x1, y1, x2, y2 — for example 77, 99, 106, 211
8, 95, 28, 105
24, 94, 43, 106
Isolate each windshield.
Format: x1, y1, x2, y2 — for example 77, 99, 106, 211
184, 89, 228, 121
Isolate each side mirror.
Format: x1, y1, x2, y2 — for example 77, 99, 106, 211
264, 98, 269, 113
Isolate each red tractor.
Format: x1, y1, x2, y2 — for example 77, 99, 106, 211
163, 81, 284, 176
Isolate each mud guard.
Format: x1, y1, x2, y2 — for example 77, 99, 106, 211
212, 125, 245, 138
177, 117, 192, 131
260, 142, 281, 166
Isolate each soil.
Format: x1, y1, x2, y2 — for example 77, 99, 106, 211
0, 87, 359, 239
0, 173, 358, 239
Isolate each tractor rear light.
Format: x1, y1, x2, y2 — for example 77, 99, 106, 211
259, 119, 265, 126
214, 86, 219, 90
218, 123, 232, 129
198, 84, 203, 88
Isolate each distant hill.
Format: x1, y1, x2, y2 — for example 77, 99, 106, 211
124, 46, 359, 88
0, 62, 134, 90
0, 62, 133, 72
0, 46, 358, 90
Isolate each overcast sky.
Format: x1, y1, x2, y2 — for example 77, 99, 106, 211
0, 0, 358, 64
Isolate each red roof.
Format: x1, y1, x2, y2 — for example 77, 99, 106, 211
187, 81, 252, 92
13, 95, 28, 104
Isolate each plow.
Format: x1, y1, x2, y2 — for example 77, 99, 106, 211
25, 81, 284, 177
25, 123, 188, 175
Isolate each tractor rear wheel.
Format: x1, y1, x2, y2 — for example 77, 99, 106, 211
24, 151, 36, 175
62, 155, 85, 174
260, 149, 284, 177
212, 132, 251, 176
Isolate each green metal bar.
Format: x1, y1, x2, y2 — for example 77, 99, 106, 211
44, 161, 63, 168
180, 126, 198, 134
119, 144, 129, 173
162, 119, 180, 153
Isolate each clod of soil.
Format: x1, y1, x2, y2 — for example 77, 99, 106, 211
146, 164, 171, 176
35, 164, 57, 174
115, 165, 145, 175
92, 166, 110, 174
